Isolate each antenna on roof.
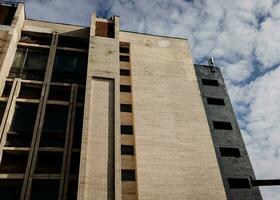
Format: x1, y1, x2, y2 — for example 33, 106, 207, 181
208, 57, 215, 72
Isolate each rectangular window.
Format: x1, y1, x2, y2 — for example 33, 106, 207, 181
228, 178, 251, 189
35, 151, 63, 174
121, 145, 134, 155
120, 55, 130, 62
121, 125, 133, 135
48, 85, 71, 101
206, 97, 225, 106
95, 21, 115, 38
213, 121, 233, 130
0, 150, 29, 173
20, 32, 52, 46
19, 83, 42, 99
201, 79, 219, 86
0, 5, 17, 25
120, 85, 131, 93
120, 69, 130, 76
0, 179, 23, 200
120, 46, 129, 53
122, 170, 136, 181
120, 104, 132, 112
57, 35, 89, 50
73, 106, 84, 148
0, 102, 7, 125
2, 81, 12, 97
31, 180, 60, 199
220, 147, 241, 158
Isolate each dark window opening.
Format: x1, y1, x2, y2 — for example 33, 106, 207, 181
48, 85, 70, 101
34, 151, 63, 174
52, 50, 87, 84
121, 104, 132, 112
120, 85, 131, 93
31, 179, 60, 200
120, 55, 130, 62
67, 180, 78, 200
120, 69, 130, 76
121, 125, 133, 135
0, 102, 7, 125
120, 46, 129, 54
206, 97, 225, 106
5, 133, 32, 147
19, 83, 42, 99
40, 105, 68, 147
20, 32, 52, 46
121, 145, 134, 155
0, 179, 23, 200
228, 178, 251, 189
0, 150, 28, 173
0, 4, 17, 25
122, 170, 135, 181
58, 35, 89, 50
70, 152, 80, 174
95, 21, 115, 38
77, 86, 85, 104
213, 121, 233, 130
73, 107, 84, 148
201, 79, 219, 86
220, 147, 241, 158
9, 47, 49, 81
2, 81, 12, 97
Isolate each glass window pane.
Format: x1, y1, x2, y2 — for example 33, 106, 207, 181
24, 49, 48, 71
11, 48, 26, 69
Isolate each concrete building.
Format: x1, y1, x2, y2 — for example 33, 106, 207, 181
0, 2, 265, 200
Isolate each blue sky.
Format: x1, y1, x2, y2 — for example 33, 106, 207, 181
24, 0, 280, 199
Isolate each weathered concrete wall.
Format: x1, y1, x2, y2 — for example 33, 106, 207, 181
119, 32, 227, 200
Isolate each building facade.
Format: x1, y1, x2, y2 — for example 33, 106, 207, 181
0, 2, 262, 200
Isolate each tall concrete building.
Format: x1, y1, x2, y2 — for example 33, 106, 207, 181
0, 1, 266, 200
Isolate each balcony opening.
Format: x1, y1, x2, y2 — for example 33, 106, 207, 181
30, 179, 60, 200
228, 178, 251, 189
120, 69, 130, 76
95, 21, 115, 38
122, 170, 135, 181
120, 85, 131, 93
213, 121, 233, 130
206, 97, 225, 106
40, 105, 68, 148
35, 151, 63, 174
58, 35, 89, 50
121, 104, 132, 112
0, 179, 23, 200
0, 150, 29, 173
219, 147, 241, 158
2, 81, 12, 97
201, 79, 219, 86
6, 103, 38, 147
9, 47, 49, 81
52, 50, 87, 84
0, 4, 17, 26
20, 32, 52, 46
48, 85, 71, 101
19, 83, 42, 99
121, 125, 133, 135
121, 145, 134, 155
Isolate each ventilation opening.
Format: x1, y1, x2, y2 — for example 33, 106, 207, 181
201, 79, 219, 86
52, 50, 87, 84
0, 150, 29, 173
120, 69, 131, 76
220, 147, 241, 158
73, 106, 84, 148
121, 125, 133, 135
58, 35, 89, 50
228, 178, 251, 189
121, 145, 134, 155
206, 97, 225, 106
19, 83, 42, 99
213, 121, 233, 130
0, 179, 23, 200
31, 179, 60, 200
0, 102, 7, 125
7, 103, 38, 147
120, 85, 131, 93
120, 55, 130, 62
35, 151, 63, 174
122, 170, 135, 181
2, 81, 12, 97
95, 21, 115, 38
40, 105, 68, 148
70, 152, 80, 174
48, 85, 71, 101
121, 104, 132, 112
0, 4, 17, 26
20, 32, 52, 46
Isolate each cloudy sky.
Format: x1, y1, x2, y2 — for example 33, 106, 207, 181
23, 0, 280, 199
